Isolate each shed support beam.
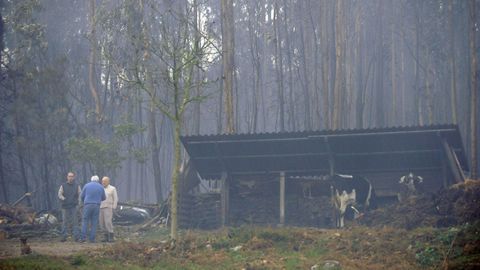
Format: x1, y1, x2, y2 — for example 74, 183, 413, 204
324, 137, 335, 176
442, 154, 449, 188
279, 171, 285, 226
221, 171, 229, 227
440, 137, 465, 183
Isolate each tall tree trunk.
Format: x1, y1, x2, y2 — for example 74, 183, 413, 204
355, 5, 365, 129
449, 0, 458, 124
321, 0, 330, 129
391, 2, 397, 125
414, 5, 423, 126
470, 0, 478, 179
0, 131, 7, 203
283, 0, 295, 131
170, 117, 182, 240
41, 132, 52, 209
274, 3, 285, 132
126, 98, 135, 201
400, 23, 406, 125
140, 0, 162, 203
0, 11, 4, 74
193, 0, 201, 135
11, 78, 31, 206
332, 0, 344, 130
299, 1, 311, 130
221, 0, 235, 134
147, 75, 163, 203
217, 79, 223, 134
307, 0, 321, 129
89, 0, 102, 123
425, 47, 433, 125
247, 3, 259, 133
374, 0, 385, 127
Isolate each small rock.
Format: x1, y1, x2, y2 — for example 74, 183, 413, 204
323, 260, 341, 269
310, 264, 320, 270
230, 245, 242, 251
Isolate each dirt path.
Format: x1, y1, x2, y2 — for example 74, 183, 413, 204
0, 238, 110, 259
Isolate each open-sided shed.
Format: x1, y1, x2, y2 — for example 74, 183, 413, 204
180, 124, 468, 228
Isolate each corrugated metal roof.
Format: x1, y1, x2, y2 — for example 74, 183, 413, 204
181, 124, 468, 179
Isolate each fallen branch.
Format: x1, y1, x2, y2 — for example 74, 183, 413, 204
442, 230, 459, 270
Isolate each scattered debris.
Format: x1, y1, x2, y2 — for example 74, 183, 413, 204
114, 204, 152, 225
34, 213, 58, 226
137, 199, 170, 231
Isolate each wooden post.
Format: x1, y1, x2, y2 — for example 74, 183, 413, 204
324, 137, 335, 176
221, 172, 229, 227
279, 171, 285, 226
442, 156, 448, 188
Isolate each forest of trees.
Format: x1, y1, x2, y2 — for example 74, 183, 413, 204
0, 0, 478, 231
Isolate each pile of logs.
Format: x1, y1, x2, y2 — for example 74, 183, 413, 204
230, 193, 279, 226
285, 196, 334, 227
0, 204, 59, 239
178, 193, 221, 230
0, 204, 36, 225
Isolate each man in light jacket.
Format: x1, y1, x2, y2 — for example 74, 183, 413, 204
100, 176, 118, 242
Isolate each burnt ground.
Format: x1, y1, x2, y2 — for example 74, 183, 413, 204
1, 180, 480, 269
0, 238, 106, 258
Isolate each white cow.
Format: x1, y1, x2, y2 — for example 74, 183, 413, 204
397, 172, 424, 202
330, 174, 376, 228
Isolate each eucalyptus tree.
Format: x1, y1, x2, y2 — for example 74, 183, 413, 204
469, 0, 477, 179
221, 0, 235, 134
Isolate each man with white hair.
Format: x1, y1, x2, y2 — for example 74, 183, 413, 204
100, 176, 118, 242
79, 175, 106, 243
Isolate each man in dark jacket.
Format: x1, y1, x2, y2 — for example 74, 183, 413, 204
79, 175, 106, 243
58, 172, 81, 242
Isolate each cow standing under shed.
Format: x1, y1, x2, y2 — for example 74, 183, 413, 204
397, 172, 424, 202
329, 174, 377, 228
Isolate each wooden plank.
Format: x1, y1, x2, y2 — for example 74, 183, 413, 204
450, 146, 466, 182
193, 149, 453, 161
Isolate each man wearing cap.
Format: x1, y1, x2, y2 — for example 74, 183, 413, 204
79, 175, 106, 242
99, 176, 118, 242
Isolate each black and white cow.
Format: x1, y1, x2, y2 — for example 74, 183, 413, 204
329, 174, 376, 228
397, 172, 424, 201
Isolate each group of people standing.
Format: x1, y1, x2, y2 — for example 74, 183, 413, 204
58, 172, 118, 243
